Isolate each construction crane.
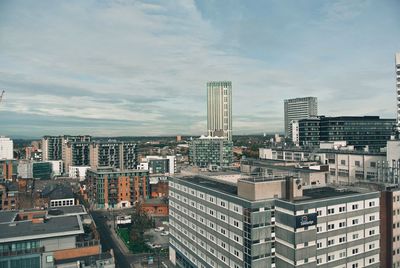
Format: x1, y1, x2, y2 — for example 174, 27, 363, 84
0, 90, 4, 105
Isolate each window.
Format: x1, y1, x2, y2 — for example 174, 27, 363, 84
327, 255, 335, 261
352, 204, 359, 210
328, 224, 335, 230
355, 160, 360, 167
369, 201, 375, 207
339, 236, 346, 243
233, 220, 239, 228
352, 248, 359, 255
327, 208, 334, 214
317, 210, 322, 216
317, 242, 322, 248
327, 239, 334, 246
220, 201, 226, 207
369, 243, 375, 250
339, 221, 346, 228
353, 233, 359, 240
340, 160, 346, 165
369, 229, 375, 236
370, 162, 376, 168
352, 263, 358, 268
369, 215, 375, 221
339, 206, 346, 212
352, 219, 359, 225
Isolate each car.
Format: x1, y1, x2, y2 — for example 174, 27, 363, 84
152, 244, 162, 249
154, 227, 165, 232
160, 231, 169, 236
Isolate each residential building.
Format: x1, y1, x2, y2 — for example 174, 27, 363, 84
0, 160, 17, 180
284, 97, 318, 138
0, 180, 18, 210
189, 136, 233, 169
298, 116, 395, 151
64, 141, 91, 170
89, 141, 137, 170
0, 205, 110, 268
0, 137, 13, 160
42, 135, 91, 161
169, 174, 380, 268
86, 167, 149, 209
207, 81, 232, 141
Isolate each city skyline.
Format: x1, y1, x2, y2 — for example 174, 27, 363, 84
1, 0, 400, 137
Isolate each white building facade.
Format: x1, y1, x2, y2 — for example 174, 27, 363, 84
68, 166, 90, 181
284, 97, 318, 138
0, 136, 13, 160
207, 81, 232, 141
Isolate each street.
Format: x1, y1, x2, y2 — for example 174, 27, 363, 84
91, 210, 171, 268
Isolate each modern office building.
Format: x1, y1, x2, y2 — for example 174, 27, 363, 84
259, 147, 386, 184
284, 97, 318, 138
0, 137, 13, 160
17, 161, 52, 180
207, 81, 232, 141
42, 135, 91, 161
189, 136, 233, 169
396, 52, 400, 131
298, 116, 396, 151
138, 155, 176, 175
89, 141, 137, 170
0, 205, 112, 268
169, 174, 380, 268
86, 167, 149, 209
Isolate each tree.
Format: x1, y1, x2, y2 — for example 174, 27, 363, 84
129, 201, 152, 252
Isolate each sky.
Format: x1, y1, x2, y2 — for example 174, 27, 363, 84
0, 0, 399, 138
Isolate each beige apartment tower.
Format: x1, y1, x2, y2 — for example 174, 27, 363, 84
207, 81, 232, 141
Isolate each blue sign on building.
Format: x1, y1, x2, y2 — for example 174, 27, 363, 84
295, 213, 317, 229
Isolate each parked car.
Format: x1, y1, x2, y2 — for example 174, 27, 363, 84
160, 231, 169, 236
155, 226, 165, 232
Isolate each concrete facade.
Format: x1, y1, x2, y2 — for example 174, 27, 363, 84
284, 97, 318, 138
0, 137, 13, 160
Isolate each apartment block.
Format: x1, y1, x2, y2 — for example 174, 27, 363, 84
42, 135, 91, 161
169, 174, 380, 268
89, 141, 137, 170
86, 167, 149, 209
0, 160, 17, 181
189, 136, 233, 168
64, 141, 91, 170
0, 181, 18, 210
138, 155, 176, 174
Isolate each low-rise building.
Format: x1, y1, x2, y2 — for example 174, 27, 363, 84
69, 166, 91, 181
17, 160, 53, 180
0, 180, 18, 210
0, 205, 109, 268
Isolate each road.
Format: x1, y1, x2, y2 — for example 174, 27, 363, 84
92, 210, 134, 268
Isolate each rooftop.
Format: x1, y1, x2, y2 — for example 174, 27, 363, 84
47, 205, 86, 216
292, 186, 372, 203
0, 215, 83, 243
180, 175, 238, 195
54, 252, 113, 265
0, 211, 17, 224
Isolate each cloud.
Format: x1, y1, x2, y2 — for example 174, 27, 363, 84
0, 0, 399, 137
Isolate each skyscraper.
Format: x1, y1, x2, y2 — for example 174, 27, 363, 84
284, 96, 318, 138
207, 81, 232, 141
396, 53, 400, 131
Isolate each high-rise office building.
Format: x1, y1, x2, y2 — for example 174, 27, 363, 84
0, 137, 13, 160
207, 81, 232, 141
284, 97, 318, 138
396, 53, 400, 131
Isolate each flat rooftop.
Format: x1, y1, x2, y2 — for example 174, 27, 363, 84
181, 176, 238, 195
292, 186, 371, 202
54, 252, 113, 265
0, 215, 83, 243
47, 205, 86, 216
0, 211, 17, 224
